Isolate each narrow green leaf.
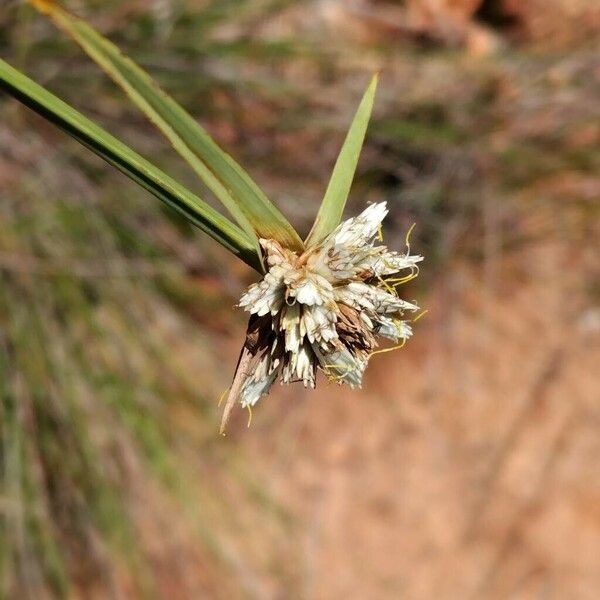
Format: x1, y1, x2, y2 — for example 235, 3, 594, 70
0, 58, 263, 272
305, 74, 379, 247
30, 0, 304, 254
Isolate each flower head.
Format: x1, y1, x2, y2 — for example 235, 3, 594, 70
220, 202, 422, 431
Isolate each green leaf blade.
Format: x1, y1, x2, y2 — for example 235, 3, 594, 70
305, 74, 378, 247
32, 0, 304, 254
0, 58, 263, 272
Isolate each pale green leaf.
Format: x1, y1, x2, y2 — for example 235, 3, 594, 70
30, 0, 304, 255
0, 58, 263, 272
305, 74, 378, 247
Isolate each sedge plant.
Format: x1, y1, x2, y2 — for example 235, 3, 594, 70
0, 0, 423, 433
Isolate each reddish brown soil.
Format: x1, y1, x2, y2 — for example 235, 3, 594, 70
233, 230, 600, 600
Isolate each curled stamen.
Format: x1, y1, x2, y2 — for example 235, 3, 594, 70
369, 337, 407, 357
388, 271, 419, 287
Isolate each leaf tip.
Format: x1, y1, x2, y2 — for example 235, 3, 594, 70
29, 0, 57, 14
370, 72, 380, 94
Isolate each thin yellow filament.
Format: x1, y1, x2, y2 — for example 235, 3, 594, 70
369, 337, 407, 357
378, 225, 419, 291
377, 274, 397, 296
387, 271, 419, 286
405, 222, 416, 254
247, 405, 253, 428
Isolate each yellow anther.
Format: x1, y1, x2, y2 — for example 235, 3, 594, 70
377, 222, 384, 242
247, 404, 253, 428
412, 309, 429, 322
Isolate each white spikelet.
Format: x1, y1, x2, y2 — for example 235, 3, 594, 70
225, 202, 423, 426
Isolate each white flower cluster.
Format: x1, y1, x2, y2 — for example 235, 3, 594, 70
236, 202, 423, 408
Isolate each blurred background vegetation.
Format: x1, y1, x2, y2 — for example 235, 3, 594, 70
0, 1, 599, 599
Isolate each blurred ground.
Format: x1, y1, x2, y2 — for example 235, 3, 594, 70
0, 1, 599, 599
